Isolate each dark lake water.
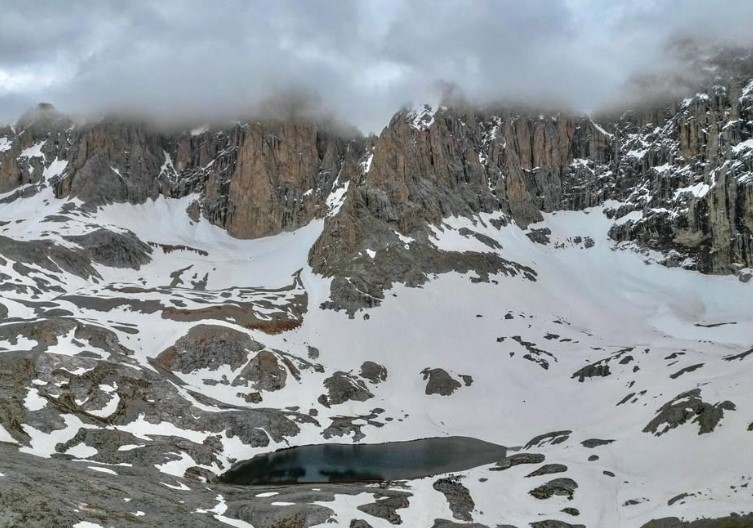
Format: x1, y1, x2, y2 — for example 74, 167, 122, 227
218, 436, 507, 485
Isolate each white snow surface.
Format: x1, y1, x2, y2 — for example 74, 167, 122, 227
408, 102, 440, 130
19, 140, 45, 158
674, 181, 711, 199
0, 424, 17, 444
43, 158, 68, 180
191, 124, 210, 136
590, 119, 614, 138
0, 187, 751, 526
732, 138, 753, 154
326, 181, 349, 217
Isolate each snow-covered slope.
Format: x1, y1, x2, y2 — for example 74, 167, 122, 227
0, 175, 751, 527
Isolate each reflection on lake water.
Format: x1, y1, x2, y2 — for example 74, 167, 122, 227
219, 436, 507, 485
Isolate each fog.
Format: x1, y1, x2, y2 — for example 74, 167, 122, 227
1, 0, 752, 133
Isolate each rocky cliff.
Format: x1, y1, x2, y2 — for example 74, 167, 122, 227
1, 50, 753, 528
1, 50, 752, 311
0, 110, 361, 240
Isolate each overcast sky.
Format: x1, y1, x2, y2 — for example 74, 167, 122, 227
1, 0, 752, 132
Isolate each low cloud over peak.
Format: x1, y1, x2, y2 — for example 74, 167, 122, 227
1, 0, 752, 133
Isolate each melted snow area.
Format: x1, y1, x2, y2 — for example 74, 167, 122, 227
0, 184, 751, 527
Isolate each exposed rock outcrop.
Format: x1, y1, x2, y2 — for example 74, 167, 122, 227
643, 389, 736, 436
318, 371, 374, 407
155, 324, 262, 374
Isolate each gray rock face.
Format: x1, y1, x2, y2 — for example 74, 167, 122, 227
2, 51, 749, 319
155, 324, 262, 374
357, 492, 410, 525
0, 321, 310, 474
643, 389, 736, 436
359, 361, 388, 384
525, 464, 568, 478
641, 514, 753, 527
319, 371, 374, 407
604, 69, 753, 275
49, 118, 360, 242
526, 228, 552, 245
53, 120, 166, 206
232, 502, 333, 528
312, 211, 537, 314
322, 409, 386, 441
234, 350, 289, 392
0, 443, 223, 528
431, 521, 491, 528
530, 521, 586, 528
306, 52, 753, 311
571, 347, 634, 382
0, 236, 100, 285
669, 363, 704, 379
421, 368, 462, 396
581, 438, 615, 448
1, 50, 752, 293
433, 477, 475, 521
65, 228, 152, 269
529, 478, 579, 500
724, 347, 753, 361
0, 443, 435, 528
572, 363, 611, 382
491, 453, 546, 471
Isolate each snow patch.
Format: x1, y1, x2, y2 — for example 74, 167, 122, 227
156, 451, 197, 477
66, 442, 98, 458
118, 444, 144, 452
408, 103, 438, 131
590, 119, 614, 138
393, 230, 414, 249
674, 182, 710, 199
326, 181, 349, 217
614, 210, 644, 225
21, 415, 85, 458
161, 481, 191, 491
160, 150, 177, 180
191, 124, 210, 136
19, 140, 45, 159
732, 139, 753, 154
627, 148, 648, 159
88, 466, 118, 475
0, 424, 17, 444
24, 388, 47, 411
43, 158, 68, 180
360, 152, 373, 175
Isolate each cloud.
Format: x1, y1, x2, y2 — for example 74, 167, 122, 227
0, 0, 751, 133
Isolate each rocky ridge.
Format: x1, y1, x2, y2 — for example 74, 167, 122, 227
2, 52, 751, 315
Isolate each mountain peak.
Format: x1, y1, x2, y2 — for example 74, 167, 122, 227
15, 102, 71, 131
